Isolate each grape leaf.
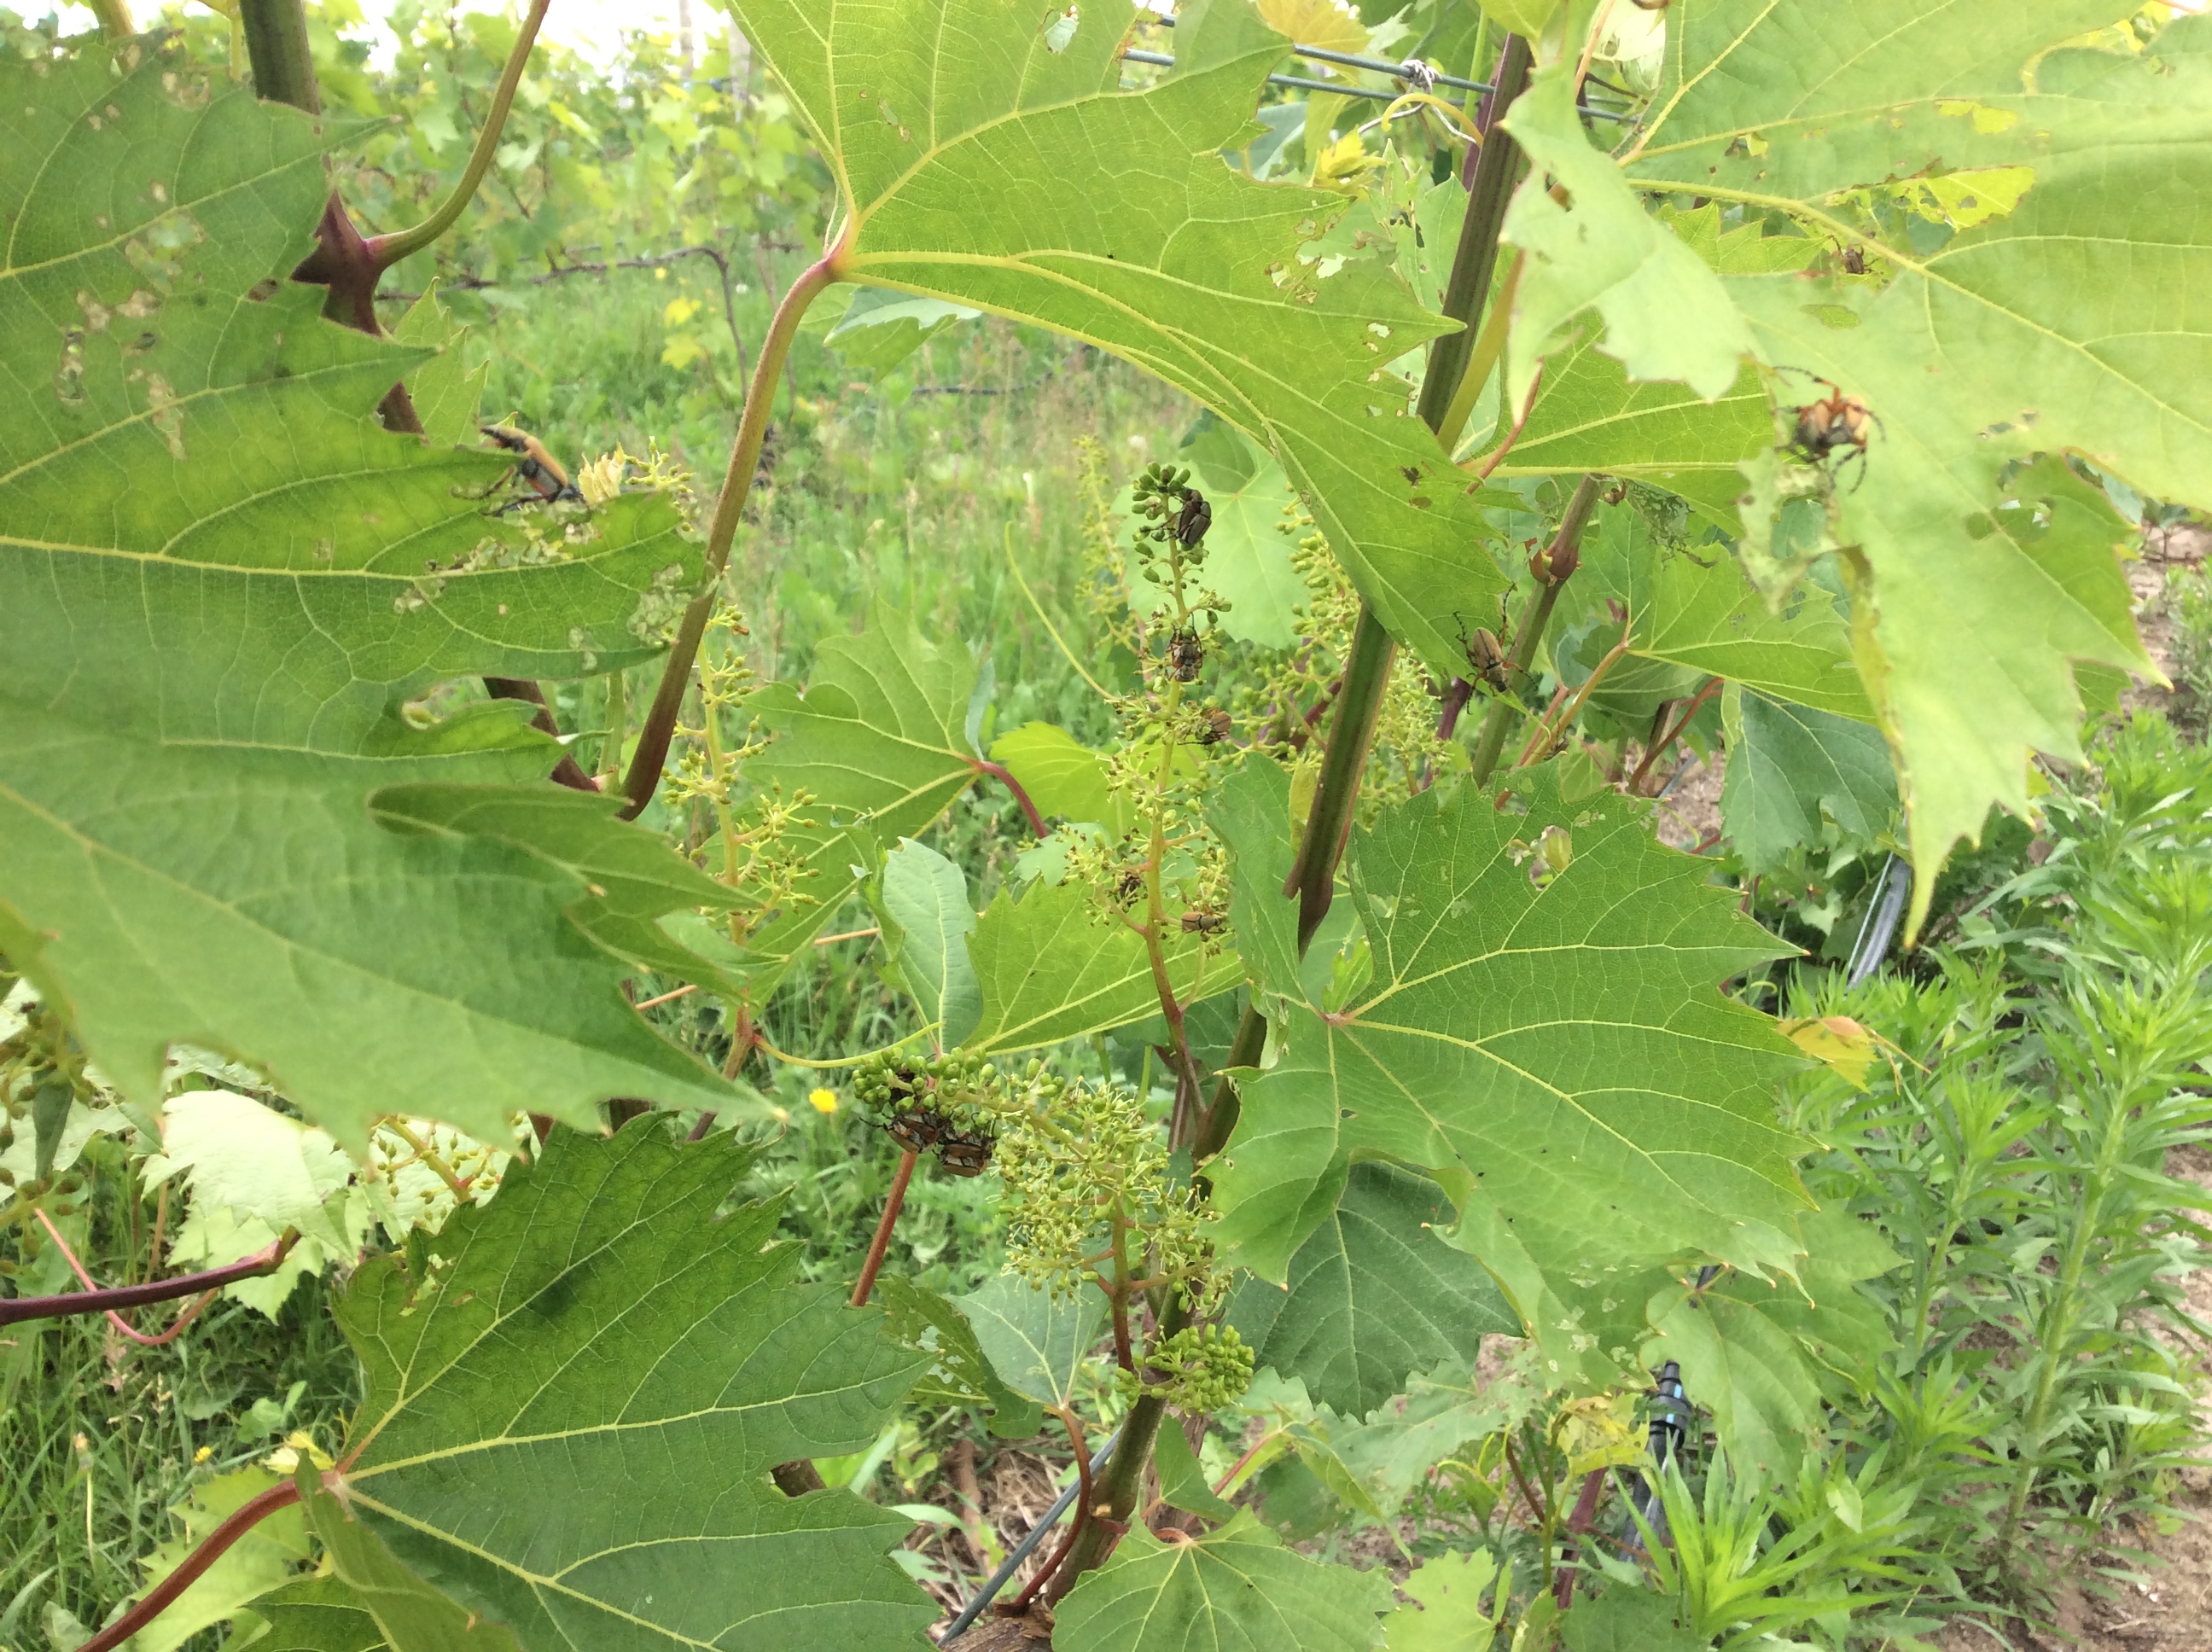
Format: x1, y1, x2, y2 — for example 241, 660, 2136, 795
151, 1088, 365, 1314
1054, 1512, 1392, 1652
393, 283, 488, 449
990, 722, 1132, 835
0, 46, 696, 748
0, 718, 740, 1151
1496, 207, 1819, 521
1228, 1162, 1515, 1420
1499, 69, 1751, 410
1586, 527, 1873, 724
1720, 687, 1897, 873
1209, 766, 1808, 1295
1641, 1211, 1902, 1486
123, 1468, 310, 1652
231, 1578, 390, 1652
872, 838, 981, 1045
952, 1271, 1106, 1411
1208, 757, 1304, 1007
874, 1277, 1043, 1438
722, 0, 1511, 683
327, 1124, 935, 1651
294, 1475, 524, 1652
0, 40, 743, 1148
1382, 1550, 1501, 1652
366, 783, 750, 994
1623, 7, 2204, 924
736, 602, 983, 985
961, 876, 1233, 1055
1153, 1417, 1237, 1521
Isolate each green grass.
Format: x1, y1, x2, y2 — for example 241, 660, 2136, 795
0, 1137, 363, 1643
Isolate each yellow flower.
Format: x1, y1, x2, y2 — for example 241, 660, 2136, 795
194, 1445, 213, 1464
807, 1087, 839, 1115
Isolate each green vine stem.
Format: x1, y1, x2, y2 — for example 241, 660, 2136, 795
1415, 33, 1534, 433
239, 0, 318, 113
78, 1479, 306, 1652
367, 0, 551, 271
1043, 1300, 1188, 1602
1284, 607, 1397, 951
620, 250, 845, 818
88, 0, 133, 36
1467, 473, 1601, 786
1190, 30, 1538, 1166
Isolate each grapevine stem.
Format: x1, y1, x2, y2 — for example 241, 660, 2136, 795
1468, 474, 1600, 786
1196, 32, 1538, 1166
850, 1149, 917, 1308
369, 0, 552, 270
239, 0, 320, 113
77, 1481, 303, 1652
1011, 1408, 1096, 1614
621, 248, 844, 818
1627, 676, 1722, 794
31, 1211, 219, 1348
88, 0, 133, 35
1043, 1305, 1186, 1602
1284, 607, 1396, 951
2, 1223, 299, 1330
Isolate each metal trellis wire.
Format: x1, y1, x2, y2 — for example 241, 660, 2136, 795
1127, 16, 1635, 122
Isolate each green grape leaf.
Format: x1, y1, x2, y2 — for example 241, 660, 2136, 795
962, 876, 1234, 1055
367, 783, 751, 994
328, 1125, 935, 1650
1209, 767, 1807, 1296
1, 723, 741, 1152
1627, 1, 2142, 204
1382, 1549, 1501, 1652
1557, 1587, 1704, 1652
231, 1578, 390, 1652
991, 722, 1132, 835
0, 45, 697, 748
0, 40, 744, 1149
1641, 1211, 1902, 1487
151, 1089, 362, 1313
872, 838, 981, 1045
122, 1468, 310, 1652
723, 0, 1511, 684
1499, 69, 1751, 411
1331, 1365, 1537, 1510
1153, 1417, 1237, 1521
820, 284, 979, 373
1720, 687, 1897, 873
392, 282, 488, 449
1594, 532, 1872, 724
738, 602, 983, 985
1208, 757, 1305, 1007
1054, 1512, 1392, 1652
1625, 9, 2205, 925
1499, 346, 1770, 526
1228, 1162, 1515, 1420
295, 1469, 524, 1652
875, 1277, 1044, 1438
951, 1271, 1106, 1411
1497, 208, 1820, 521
